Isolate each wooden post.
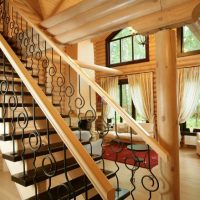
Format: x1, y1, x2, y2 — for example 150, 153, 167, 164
155, 29, 180, 200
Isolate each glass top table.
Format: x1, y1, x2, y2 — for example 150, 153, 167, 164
127, 144, 149, 152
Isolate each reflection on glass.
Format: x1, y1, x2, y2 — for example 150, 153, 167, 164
110, 40, 120, 64
121, 37, 132, 62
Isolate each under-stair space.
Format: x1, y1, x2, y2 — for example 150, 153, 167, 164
0, 34, 130, 199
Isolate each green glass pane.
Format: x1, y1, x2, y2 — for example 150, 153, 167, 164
110, 40, 120, 64
183, 26, 200, 52
134, 35, 146, 60
121, 36, 133, 62
113, 27, 132, 39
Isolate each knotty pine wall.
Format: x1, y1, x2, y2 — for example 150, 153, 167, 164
92, 31, 200, 132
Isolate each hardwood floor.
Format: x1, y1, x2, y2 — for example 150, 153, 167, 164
0, 148, 199, 200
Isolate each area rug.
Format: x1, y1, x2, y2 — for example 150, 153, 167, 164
103, 143, 158, 169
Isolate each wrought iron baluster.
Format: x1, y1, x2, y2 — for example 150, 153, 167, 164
8, 66, 18, 155
42, 41, 49, 93
60, 144, 76, 199
65, 65, 74, 127
5, 1, 10, 37
18, 82, 29, 177
56, 56, 65, 114
29, 28, 35, 76
18, 16, 24, 60
141, 145, 159, 200
14, 11, 19, 45
9, 6, 14, 38
23, 21, 30, 70
48, 48, 57, 97
0, 0, 4, 24
30, 98, 41, 200
42, 119, 57, 192
35, 34, 42, 83
76, 75, 85, 141
0, 52, 9, 136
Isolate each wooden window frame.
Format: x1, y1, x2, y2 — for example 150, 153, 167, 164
106, 29, 149, 67
177, 27, 200, 57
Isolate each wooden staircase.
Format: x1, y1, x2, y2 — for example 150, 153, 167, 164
0, 33, 130, 199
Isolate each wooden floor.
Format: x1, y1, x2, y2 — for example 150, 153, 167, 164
0, 147, 200, 200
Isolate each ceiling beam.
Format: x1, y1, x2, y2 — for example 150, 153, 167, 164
128, 0, 200, 34
40, 0, 107, 29
51, 0, 83, 16
54, 0, 161, 44
47, 0, 144, 35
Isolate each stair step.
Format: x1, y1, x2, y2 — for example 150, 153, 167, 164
89, 188, 130, 200
0, 90, 31, 96
0, 102, 39, 107
0, 128, 56, 141
0, 127, 79, 141
26, 169, 114, 200
0, 115, 47, 123
3, 142, 64, 162
0, 79, 44, 87
0, 69, 18, 77
12, 154, 102, 187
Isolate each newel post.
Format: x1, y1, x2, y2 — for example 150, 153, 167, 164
155, 29, 180, 200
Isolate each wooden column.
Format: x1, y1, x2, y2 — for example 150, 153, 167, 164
155, 29, 180, 200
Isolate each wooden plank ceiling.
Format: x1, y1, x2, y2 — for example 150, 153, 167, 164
16, 0, 200, 44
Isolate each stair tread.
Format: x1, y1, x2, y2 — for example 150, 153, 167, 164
89, 188, 130, 200
0, 90, 31, 95
0, 128, 56, 141
3, 142, 65, 162
26, 169, 114, 200
0, 115, 47, 123
12, 154, 102, 186
0, 127, 79, 141
2, 132, 89, 161
0, 102, 39, 107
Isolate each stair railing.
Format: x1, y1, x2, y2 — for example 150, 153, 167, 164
0, 33, 116, 200
9, 1, 169, 162
0, 0, 171, 199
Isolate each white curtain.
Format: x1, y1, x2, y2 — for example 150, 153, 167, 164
101, 76, 119, 120
128, 72, 154, 123
177, 66, 200, 124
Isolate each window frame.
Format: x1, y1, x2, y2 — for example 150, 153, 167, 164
177, 26, 200, 57
106, 29, 149, 67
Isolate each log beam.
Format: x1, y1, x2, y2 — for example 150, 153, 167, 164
40, 0, 108, 28
128, 0, 200, 35
155, 29, 180, 200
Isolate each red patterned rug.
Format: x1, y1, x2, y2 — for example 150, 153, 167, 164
103, 143, 158, 169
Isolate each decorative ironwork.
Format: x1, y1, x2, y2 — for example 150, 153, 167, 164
0, 1, 160, 199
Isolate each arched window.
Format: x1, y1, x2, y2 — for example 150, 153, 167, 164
106, 27, 149, 67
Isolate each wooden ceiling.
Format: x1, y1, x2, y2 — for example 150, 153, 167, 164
15, 0, 200, 44
23, 0, 83, 19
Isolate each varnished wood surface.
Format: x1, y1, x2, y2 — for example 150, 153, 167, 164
0, 148, 200, 200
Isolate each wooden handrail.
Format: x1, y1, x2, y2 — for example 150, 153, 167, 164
75, 60, 123, 75
12, 3, 170, 163
0, 34, 115, 200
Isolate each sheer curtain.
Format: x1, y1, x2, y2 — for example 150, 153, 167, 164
101, 76, 119, 121
177, 66, 200, 125
128, 72, 154, 123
